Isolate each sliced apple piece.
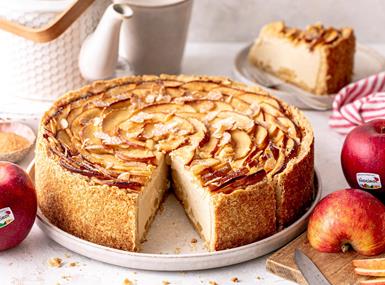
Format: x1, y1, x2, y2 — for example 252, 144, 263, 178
140, 103, 196, 114
254, 125, 269, 147
182, 81, 220, 92
128, 111, 166, 124
213, 86, 244, 96
231, 130, 251, 160
174, 112, 206, 121
198, 137, 219, 158
359, 278, 385, 285
269, 150, 285, 175
200, 162, 232, 185
355, 268, 385, 277
285, 138, 297, 157
189, 158, 220, 175
188, 100, 215, 113
71, 108, 101, 141
100, 109, 131, 135
216, 111, 255, 132
260, 102, 283, 117
166, 86, 185, 98
142, 116, 194, 139
186, 117, 209, 148
79, 123, 103, 148
213, 101, 234, 112
354, 258, 385, 270
277, 116, 298, 139
216, 144, 235, 160
230, 97, 250, 113
115, 148, 156, 163
170, 145, 195, 165
156, 136, 187, 153
239, 93, 281, 109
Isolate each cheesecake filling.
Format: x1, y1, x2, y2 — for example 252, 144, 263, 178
250, 36, 322, 90
171, 156, 213, 244
137, 155, 168, 242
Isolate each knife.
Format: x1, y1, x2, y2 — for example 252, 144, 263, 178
294, 249, 332, 285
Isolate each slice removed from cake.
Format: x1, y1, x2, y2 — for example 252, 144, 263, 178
248, 21, 355, 95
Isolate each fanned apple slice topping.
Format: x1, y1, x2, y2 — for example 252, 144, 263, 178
43, 77, 302, 192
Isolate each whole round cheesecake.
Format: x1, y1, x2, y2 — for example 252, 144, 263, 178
35, 75, 314, 251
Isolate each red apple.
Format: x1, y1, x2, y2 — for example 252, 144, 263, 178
341, 119, 385, 194
308, 189, 385, 256
0, 161, 37, 250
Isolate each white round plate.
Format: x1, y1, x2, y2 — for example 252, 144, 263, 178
233, 43, 385, 110
29, 163, 321, 271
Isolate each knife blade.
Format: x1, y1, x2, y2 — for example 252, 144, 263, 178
294, 249, 332, 285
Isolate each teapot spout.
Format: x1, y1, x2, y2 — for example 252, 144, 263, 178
79, 4, 133, 81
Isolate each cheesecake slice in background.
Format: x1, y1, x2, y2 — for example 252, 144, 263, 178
248, 21, 355, 95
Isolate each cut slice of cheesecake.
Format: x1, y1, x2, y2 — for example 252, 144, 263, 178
248, 21, 355, 95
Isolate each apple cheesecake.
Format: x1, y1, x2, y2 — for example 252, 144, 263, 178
35, 74, 314, 251
249, 21, 355, 95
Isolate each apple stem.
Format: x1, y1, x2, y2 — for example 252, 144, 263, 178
381, 126, 385, 134
341, 244, 350, 253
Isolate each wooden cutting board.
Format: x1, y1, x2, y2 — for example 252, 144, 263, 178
266, 232, 376, 285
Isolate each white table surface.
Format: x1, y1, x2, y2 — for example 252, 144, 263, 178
1, 42, 384, 285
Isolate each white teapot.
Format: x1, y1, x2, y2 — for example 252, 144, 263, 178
78, 0, 193, 81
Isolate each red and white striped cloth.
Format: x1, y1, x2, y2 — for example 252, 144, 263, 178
329, 72, 385, 135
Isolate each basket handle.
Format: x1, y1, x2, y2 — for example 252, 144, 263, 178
0, 0, 95, 43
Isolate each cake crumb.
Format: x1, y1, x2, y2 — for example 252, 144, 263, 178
48, 257, 63, 268
68, 262, 78, 267
231, 277, 239, 283
162, 281, 170, 285
191, 238, 197, 244
123, 278, 133, 285
256, 275, 263, 280
174, 247, 181, 254
61, 275, 71, 281
209, 281, 218, 285
158, 203, 165, 214
64, 253, 71, 258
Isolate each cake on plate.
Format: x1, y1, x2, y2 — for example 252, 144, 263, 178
35, 75, 314, 251
248, 21, 355, 95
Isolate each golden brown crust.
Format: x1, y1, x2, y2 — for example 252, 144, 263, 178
212, 183, 276, 250
35, 74, 314, 252
318, 30, 355, 94
35, 131, 139, 251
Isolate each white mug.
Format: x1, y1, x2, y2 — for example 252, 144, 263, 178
116, 0, 193, 75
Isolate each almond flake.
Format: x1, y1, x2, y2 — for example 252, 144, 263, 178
93, 117, 102, 126
145, 94, 156, 103
207, 90, 223, 100
219, 132, 231, 146
117, 172, 131, 180
212, 117, 236, 138
153, 121, 179, 137
94, 132, 123, 145
173, 95, 195, 103
59, 118, 68, 129
130, 112, 154, 123
204, 111, 219, 123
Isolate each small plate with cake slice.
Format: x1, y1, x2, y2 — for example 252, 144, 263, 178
31, 75, 321, 271
233, 21, 385, 110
